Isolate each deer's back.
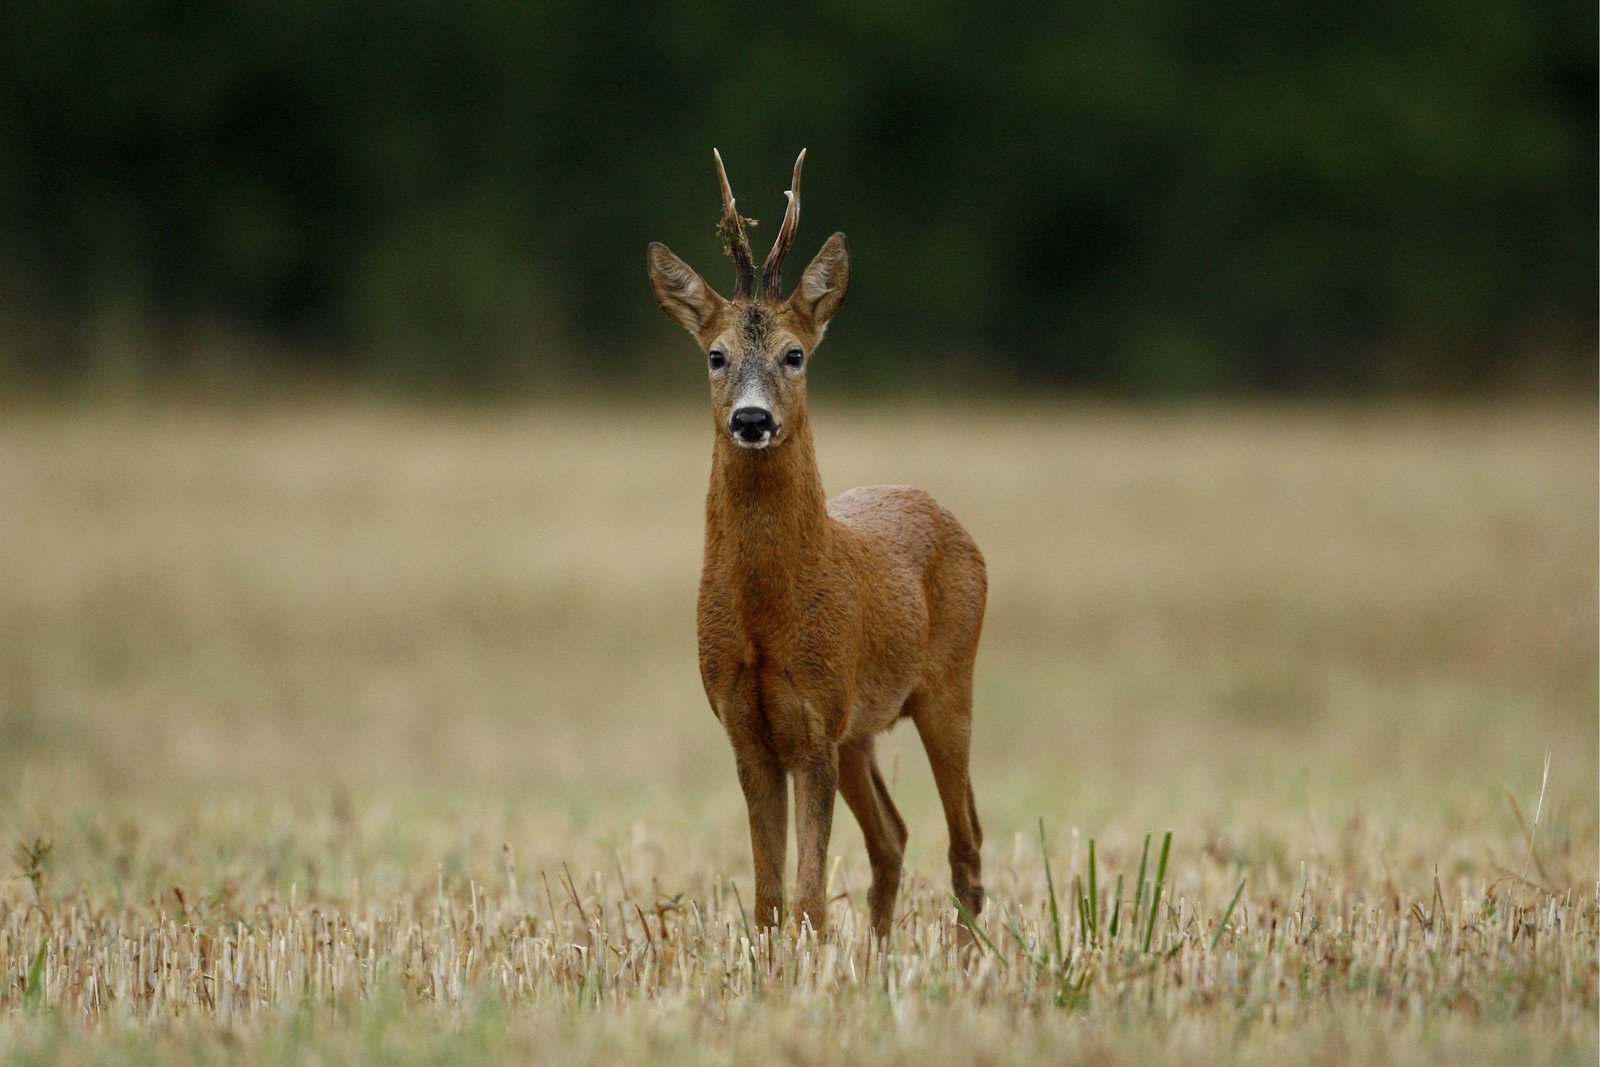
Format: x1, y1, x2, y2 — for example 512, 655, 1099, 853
829, 485, 978, 572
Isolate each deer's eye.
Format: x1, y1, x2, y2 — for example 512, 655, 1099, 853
708, 350, 727, 371
783, 348, 805, 369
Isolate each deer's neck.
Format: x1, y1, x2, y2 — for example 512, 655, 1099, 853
705, 416, 832, 635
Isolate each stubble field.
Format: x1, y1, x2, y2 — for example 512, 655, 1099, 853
0, 400, 1594, 1065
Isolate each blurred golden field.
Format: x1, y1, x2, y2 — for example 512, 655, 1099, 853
0, 400, 1594, 1065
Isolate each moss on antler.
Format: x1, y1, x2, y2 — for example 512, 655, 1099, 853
716, 212, 758, 259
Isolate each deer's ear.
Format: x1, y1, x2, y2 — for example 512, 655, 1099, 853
791, 233, 850, 327
648, 243, 725, 336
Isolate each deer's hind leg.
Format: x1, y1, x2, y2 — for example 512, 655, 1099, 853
838, 737, 907, 940
907, 680, 984, 920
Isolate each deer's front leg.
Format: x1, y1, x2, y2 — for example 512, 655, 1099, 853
791, 746, 839, 934
733, 740, 788, 931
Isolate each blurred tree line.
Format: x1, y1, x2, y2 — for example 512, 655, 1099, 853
0, 0, 1592, 395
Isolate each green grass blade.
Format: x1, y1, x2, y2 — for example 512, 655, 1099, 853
1108, 872, 1124, 940
1132, 833, 1151, 940
1087, 837, 1099, 946
1039, 818, 1063, 965
1142, 830, 1172, 954
1074, 875, 1088, 948
1210, 877, 1247, 951
23, 938, 47, 1015
950, 894, 1006, 964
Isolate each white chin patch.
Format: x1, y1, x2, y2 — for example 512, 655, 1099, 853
732, 434, 772, 450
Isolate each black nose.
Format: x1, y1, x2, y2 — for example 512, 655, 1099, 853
730, 407, 776, 441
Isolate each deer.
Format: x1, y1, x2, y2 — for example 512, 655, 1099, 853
646, 149, 986, 941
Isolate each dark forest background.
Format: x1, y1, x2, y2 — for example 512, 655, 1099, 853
0, 0, 1592, 396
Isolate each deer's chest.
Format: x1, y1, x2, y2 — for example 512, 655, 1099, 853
697, 584, 855, 758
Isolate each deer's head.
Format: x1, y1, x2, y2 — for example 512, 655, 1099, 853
648, 150, 850, 450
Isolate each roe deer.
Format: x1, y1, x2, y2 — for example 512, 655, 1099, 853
646, 150, 986, 939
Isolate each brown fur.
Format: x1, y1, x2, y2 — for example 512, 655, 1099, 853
646, 155, 985, 939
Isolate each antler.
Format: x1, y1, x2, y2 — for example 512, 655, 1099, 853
759, 149, 805, 302
713, 148, 757, 300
